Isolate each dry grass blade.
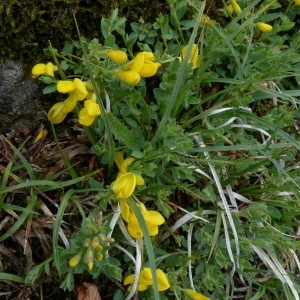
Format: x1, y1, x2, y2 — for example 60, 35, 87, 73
251, 245, 299, 300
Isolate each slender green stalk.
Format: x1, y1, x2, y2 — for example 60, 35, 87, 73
128, 198, 160, 300
151, 2, 205, 145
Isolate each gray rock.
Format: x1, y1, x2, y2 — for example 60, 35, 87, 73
0, 61, 44, 134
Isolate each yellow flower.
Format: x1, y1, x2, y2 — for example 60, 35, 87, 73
107, 49, 128, 64
78, 99, 101, 126
32, 62, 58, 78
56, 78, 88, 113
120, 199, 131, 222
184, 289, 210, 300
112, 152, 144, 199
47, 102, 67, 124
180, 44, 201, 69
127, 203, 165, 238
118, 51, 160, 85
112, 172, 138, 199
295, 0, 300, 5
57, 78, 88, 100
124, 268, 170, 292
231, 0, 242, 14
115, 152, 135, 174
256, 22, 273, 32
69, 252, 82, 268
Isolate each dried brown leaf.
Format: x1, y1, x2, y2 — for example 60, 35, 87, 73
76, 282, 101, 300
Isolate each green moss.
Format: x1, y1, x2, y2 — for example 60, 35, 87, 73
0, 0, 168, 64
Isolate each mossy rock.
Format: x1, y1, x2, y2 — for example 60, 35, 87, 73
0, 0, 167, 64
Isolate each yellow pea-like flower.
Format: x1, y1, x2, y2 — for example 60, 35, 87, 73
47, 102, 67, 124
123, 268, 170, 292
32, 62, 58, 78
294, 0, 300, 5
180, 44, 201, 69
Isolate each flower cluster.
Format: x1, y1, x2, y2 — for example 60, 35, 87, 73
124, 268, 170, 292
31, 64, 101, 126
69, 235, 114, 270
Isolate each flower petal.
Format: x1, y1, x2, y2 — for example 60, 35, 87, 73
115, 152, 125, 171
117, 70, 141, 85
156, 269, 170, 291
32, 63, 46, 78
48, 102, 67, 124
121, 157, 135, 173
139, 268, 153, 285
73, 78, 88, 100
46, 62, 58, 77
129, 52, 145, 73
85, 100, 101, 116
120, 200, 130, 222
128, 213, 143, 238
139, 62, 161, 77
135, 175, 144, 186
78, 107, 96, 126
62, 93, 78, 113
184, 289, 210, 300
57, 80, 76, 93
145, 211, 165, 226
112, 172, 137, 199
123, 274, 135, 285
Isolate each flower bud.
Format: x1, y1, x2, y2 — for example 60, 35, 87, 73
84, 238, 91, 247
91, 237, 100, 249
231, 0, 242, 14
47, 102, 67, 124
69, 253, 82, 267
85, 247, 94, 270
107, 49, 128, 64
95, 251, 103, 261
256, 22, 273, 32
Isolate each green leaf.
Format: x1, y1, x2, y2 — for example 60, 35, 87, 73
0, 272, 24, 283
43, 84, 57, 94
128, 199, 160, 300
107, 112, 138, 150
